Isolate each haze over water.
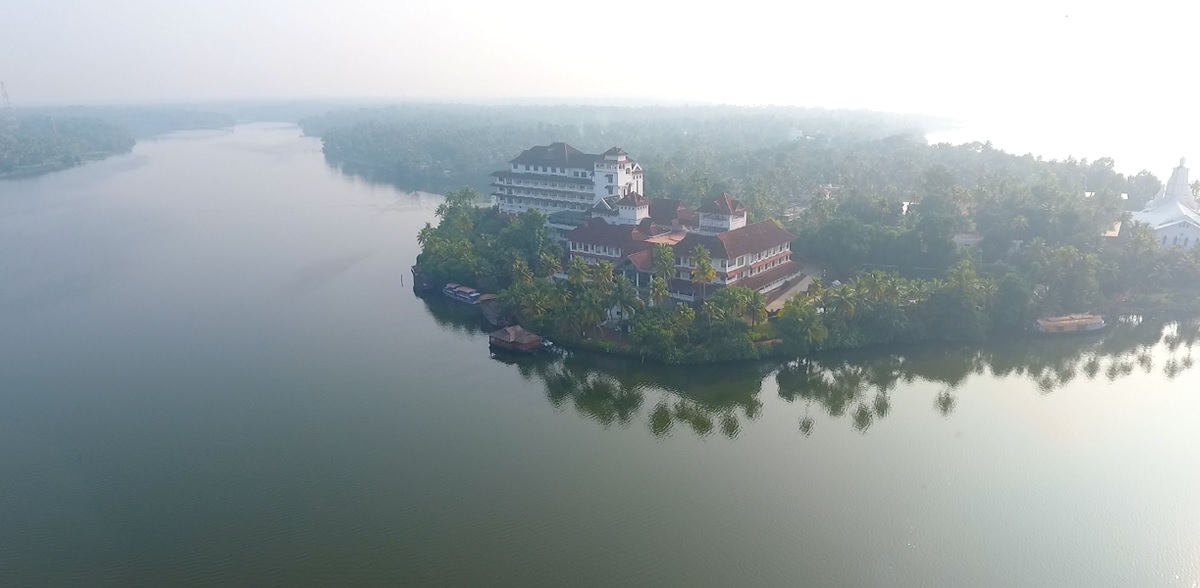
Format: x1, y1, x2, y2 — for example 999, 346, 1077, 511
0, 125, 1198, 586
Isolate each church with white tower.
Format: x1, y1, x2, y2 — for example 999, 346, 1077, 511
1130, 158, 1200, 248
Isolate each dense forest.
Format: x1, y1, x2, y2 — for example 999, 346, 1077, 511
302, 104, 941, 198
0, 106, 239, 177
14, 106, 236, 138
416, 169, 1200, 364
0, 116, 135, 175
303, 104, 1168, 219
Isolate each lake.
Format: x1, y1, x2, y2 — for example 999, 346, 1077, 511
1, 124, 1198, 587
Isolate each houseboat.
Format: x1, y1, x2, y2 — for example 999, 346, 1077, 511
1035, 314, 1106, 334
488, 325, 543, 354
442, 283, 484, 305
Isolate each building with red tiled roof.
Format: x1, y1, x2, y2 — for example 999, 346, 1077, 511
567, 193, 800, 302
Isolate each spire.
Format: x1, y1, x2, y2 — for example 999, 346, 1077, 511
1163, 157, 1197, 210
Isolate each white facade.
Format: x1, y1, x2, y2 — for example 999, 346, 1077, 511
1130, 158, 1200, 248
697, 211, 747, 234
492, 143, 642, 216
592, 148, 644, 203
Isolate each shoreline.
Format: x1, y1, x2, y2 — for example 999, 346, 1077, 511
421, 285, 1200, 366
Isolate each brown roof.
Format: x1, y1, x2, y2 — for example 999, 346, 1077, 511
625, 249, 655, 272
603, 147, 629, 157
674, 220, 794, 260
489, 325, 542, 345
567, 217, 655, 249
615, 191, 649, 207
648, 199, 682, 222
736, 260, 800, 292
697, 192, 747, 215
509, 142, 600, 169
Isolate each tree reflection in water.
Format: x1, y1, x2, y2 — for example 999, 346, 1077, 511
487, 317, 1199, 439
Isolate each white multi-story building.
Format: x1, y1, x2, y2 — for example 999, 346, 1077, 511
491, 143, 643, 216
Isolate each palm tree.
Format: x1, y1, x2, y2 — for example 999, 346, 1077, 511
747, 290, 768, 327
519, 286, 553, 320
511, 259, 533, 285
674, 304, 695, 345
979, 279, 998, 309
537, 252, 561, 278
567, 288, 606, 337
607, 276, 643, 323
567, 256, 589, 286
416, 222, 436, 247
690, 244, 716, 300
826, 287, 858, 322
652, 243, 675, 283
591, 260, 615, 296
649, 276, 669, 306
780, 295, 828, 350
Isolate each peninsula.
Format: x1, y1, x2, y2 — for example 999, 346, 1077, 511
412, 136, 1200, 364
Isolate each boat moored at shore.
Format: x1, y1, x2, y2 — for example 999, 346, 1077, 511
1036, 314, 1106, 334
443, 283, 484, 305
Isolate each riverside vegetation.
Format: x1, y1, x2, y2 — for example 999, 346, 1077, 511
386, 106, 1200, 363
416, 171, 1200, 364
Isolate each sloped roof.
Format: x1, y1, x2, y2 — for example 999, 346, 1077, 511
509, 142, 600, 168
625, 249, 655, 272
697, 193, 747, 215
674, 220, 794, 259
649, 199, 683, 222
603, 147, 629, 157
1132, 201, 1200, 230
615, 191, 649, 207
489, 325, 541, 345
737, 260, 800, 292
567, 217, 653, 249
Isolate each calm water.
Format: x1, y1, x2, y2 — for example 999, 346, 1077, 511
2, 124, 1199, 587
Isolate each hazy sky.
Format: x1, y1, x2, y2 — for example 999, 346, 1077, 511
1, 0, 1195, 172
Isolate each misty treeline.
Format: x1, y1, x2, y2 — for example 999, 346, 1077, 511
0, 106, 239, 176
0, 117, 134, 173
302, 104, 1165, 217
301, 104, 940, 199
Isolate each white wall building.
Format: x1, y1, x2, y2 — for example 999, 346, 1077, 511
1130, 158, 1200, 248
491, 143, 643, 216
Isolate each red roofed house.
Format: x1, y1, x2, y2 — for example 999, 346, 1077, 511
567, 193, 800, 302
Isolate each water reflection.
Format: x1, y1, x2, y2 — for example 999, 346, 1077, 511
482, 316, 1199, 439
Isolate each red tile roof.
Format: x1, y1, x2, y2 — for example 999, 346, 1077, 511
697, 192, 747, 215
674, 220, 793, 260
567, 217, 658, 249
735, 260, 800, 292
625, 249, 655, 272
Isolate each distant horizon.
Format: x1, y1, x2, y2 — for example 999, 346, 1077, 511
5, 93, 1190, 177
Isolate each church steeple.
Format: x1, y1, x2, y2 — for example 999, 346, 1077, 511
1160, 157, 1197, 210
